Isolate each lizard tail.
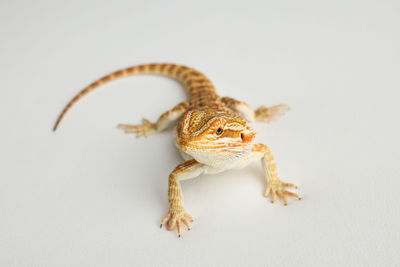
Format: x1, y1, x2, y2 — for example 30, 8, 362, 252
52, 63, 216, 131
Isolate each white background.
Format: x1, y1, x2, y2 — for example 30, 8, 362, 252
1, 0, 399, 266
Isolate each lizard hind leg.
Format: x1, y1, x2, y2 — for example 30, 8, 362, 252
118, 118, 156, 138
221, 97, 290, 123
255, 104, 290, 122
118, 101, 189, 138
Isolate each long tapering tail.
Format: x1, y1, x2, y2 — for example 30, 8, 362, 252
52, 63, 217, 131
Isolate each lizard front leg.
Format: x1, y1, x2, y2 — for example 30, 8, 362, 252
118, 101, 189, 137
251, 144, 300, 205
160, 159, 205, 237
221, 97, 290, 122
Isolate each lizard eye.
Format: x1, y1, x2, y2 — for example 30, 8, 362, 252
215, 127, 223, 136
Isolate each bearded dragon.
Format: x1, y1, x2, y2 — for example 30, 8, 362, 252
53, 63, 300, 237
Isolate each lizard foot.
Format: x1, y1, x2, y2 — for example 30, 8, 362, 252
264, 179, 300, 205
160, 206, 193, 237
118, 118, 156, 137
255, 104, 290, 122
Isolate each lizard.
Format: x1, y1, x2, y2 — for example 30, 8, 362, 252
53, 63, 301, 237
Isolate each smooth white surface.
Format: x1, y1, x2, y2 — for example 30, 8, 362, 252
1, 1, 399, 266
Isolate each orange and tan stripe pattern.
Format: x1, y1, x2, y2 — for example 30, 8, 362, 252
53, 63, 224, 131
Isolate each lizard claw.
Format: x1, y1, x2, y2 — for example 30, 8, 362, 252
118, 118, 157, 137
265, 179, 300, 205
160, 207, 193, 237
255, 104, 290, 122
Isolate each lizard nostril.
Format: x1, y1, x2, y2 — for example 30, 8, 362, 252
241, 132, 255, 143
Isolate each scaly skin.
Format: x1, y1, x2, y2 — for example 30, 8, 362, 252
53, 63, 299, 237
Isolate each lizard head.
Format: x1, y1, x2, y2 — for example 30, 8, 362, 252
175, 108, 255, 166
